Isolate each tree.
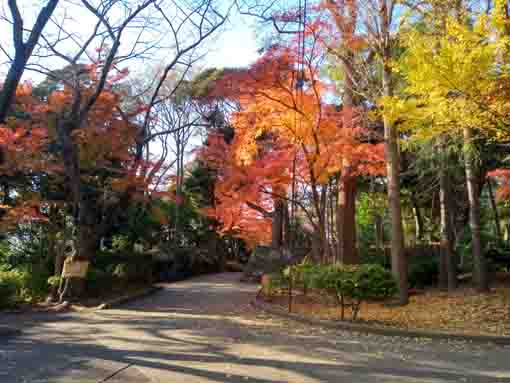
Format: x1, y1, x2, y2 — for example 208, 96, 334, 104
306, 0, 409, 302
202, 30, 385, 258
4, 0, 230, 297
381, 0, 510, 291
323, 0, 362, 264
0, 0, 59, 122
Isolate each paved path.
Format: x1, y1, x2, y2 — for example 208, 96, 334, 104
1, 273, 510, 382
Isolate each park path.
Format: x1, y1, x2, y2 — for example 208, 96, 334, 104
1, 272, 510, 382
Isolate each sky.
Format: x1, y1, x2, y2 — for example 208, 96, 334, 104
206, 15, 260, 69
0, 0, 261, 83
0, 0, 262, 174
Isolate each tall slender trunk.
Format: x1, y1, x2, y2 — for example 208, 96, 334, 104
463, 127, 489, 292
328, 185, 338, 263
56, 111, 95, 299
439, 141, 456, 291
48, 204, 63, 301
310, 179, 327, 262
320, 185, 330, 262
271, 199, 284, 250
289, 153, 297, 252
282, 200, 290, 248
337, 177, 358, 264
374, 213, 384, 253
410, 193, 423, 242
487, 178, 502, 241
382, 62, 408, 304
336, 49, 358, 264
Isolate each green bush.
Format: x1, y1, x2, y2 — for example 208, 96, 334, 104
0, 276, 18, 308
112, 259, 152, 283
282, 263, 397, 321
355, 264, 398, 299
111, 235, 131, 252
47, 275, 61, 288
408, 256, 439, 288
112, 263, 129, 279
86, 267, 111, 294
0, 268, 27, 308
22, 264, 52, 299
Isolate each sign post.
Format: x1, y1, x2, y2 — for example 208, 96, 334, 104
62, 257, 90, 279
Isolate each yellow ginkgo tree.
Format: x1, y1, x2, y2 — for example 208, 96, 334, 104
381, 2, 510, 292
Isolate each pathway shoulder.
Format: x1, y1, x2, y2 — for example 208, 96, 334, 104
251, 298, 510, 346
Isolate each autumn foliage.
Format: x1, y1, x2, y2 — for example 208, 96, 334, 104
0, 68, 171, 228
201, 25, 385, 245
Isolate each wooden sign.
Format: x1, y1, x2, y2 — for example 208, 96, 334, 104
62, 257, 90, 278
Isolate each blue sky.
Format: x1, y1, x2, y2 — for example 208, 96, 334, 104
0, 1, 261, 83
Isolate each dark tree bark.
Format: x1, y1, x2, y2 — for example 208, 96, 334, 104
271, 198, 284, 250
320, 185, 330, 262
336, 47, 358, 265
282, 200, 290, 248
463, 127, 489, 292
383, 59, 408, 305
439, 143, 456, 291
0, 0, 59, 122
487, 178, 502, 241
337, 177, 358, 264
376, 0, 408, 305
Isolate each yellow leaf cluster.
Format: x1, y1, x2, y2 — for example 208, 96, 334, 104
382, 12, 510, 142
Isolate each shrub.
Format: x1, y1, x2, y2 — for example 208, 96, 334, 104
112, 259, 152, 283
0, 268, 27, 308
355, 264, 398, 300
22, 264, 52, 299
408, 256, 438, 288
47, 275, 61, 289
283, 263, 397, 321
86, 267, 111, 295
0, 275, 18, 308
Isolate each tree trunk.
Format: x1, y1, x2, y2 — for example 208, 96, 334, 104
56, 119, 81, 217
337, 177, 358, 264
487, 178, 502, 241
374, 213, 384, 256
336, 45, 358, 265
0, 56, 25, 123
65, 195, 98, 299
271, 199, 284, 250
282, 200, 290, 248
320, 185, 330, 262
410, 193, 423, 242
463, 127, 489, 292
382, 61, 408, 305
47, 204, 64, 301
56, 116, 102, 298
439, 143, 456, 291
328, 185, 338, 263
0, 0, 59, 122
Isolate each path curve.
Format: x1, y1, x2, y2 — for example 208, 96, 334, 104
1, 272, 510, 382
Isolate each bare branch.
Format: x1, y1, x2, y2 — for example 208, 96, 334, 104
0, 0, 59, 122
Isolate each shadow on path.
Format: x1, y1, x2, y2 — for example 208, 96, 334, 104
1, 273, 509, 382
